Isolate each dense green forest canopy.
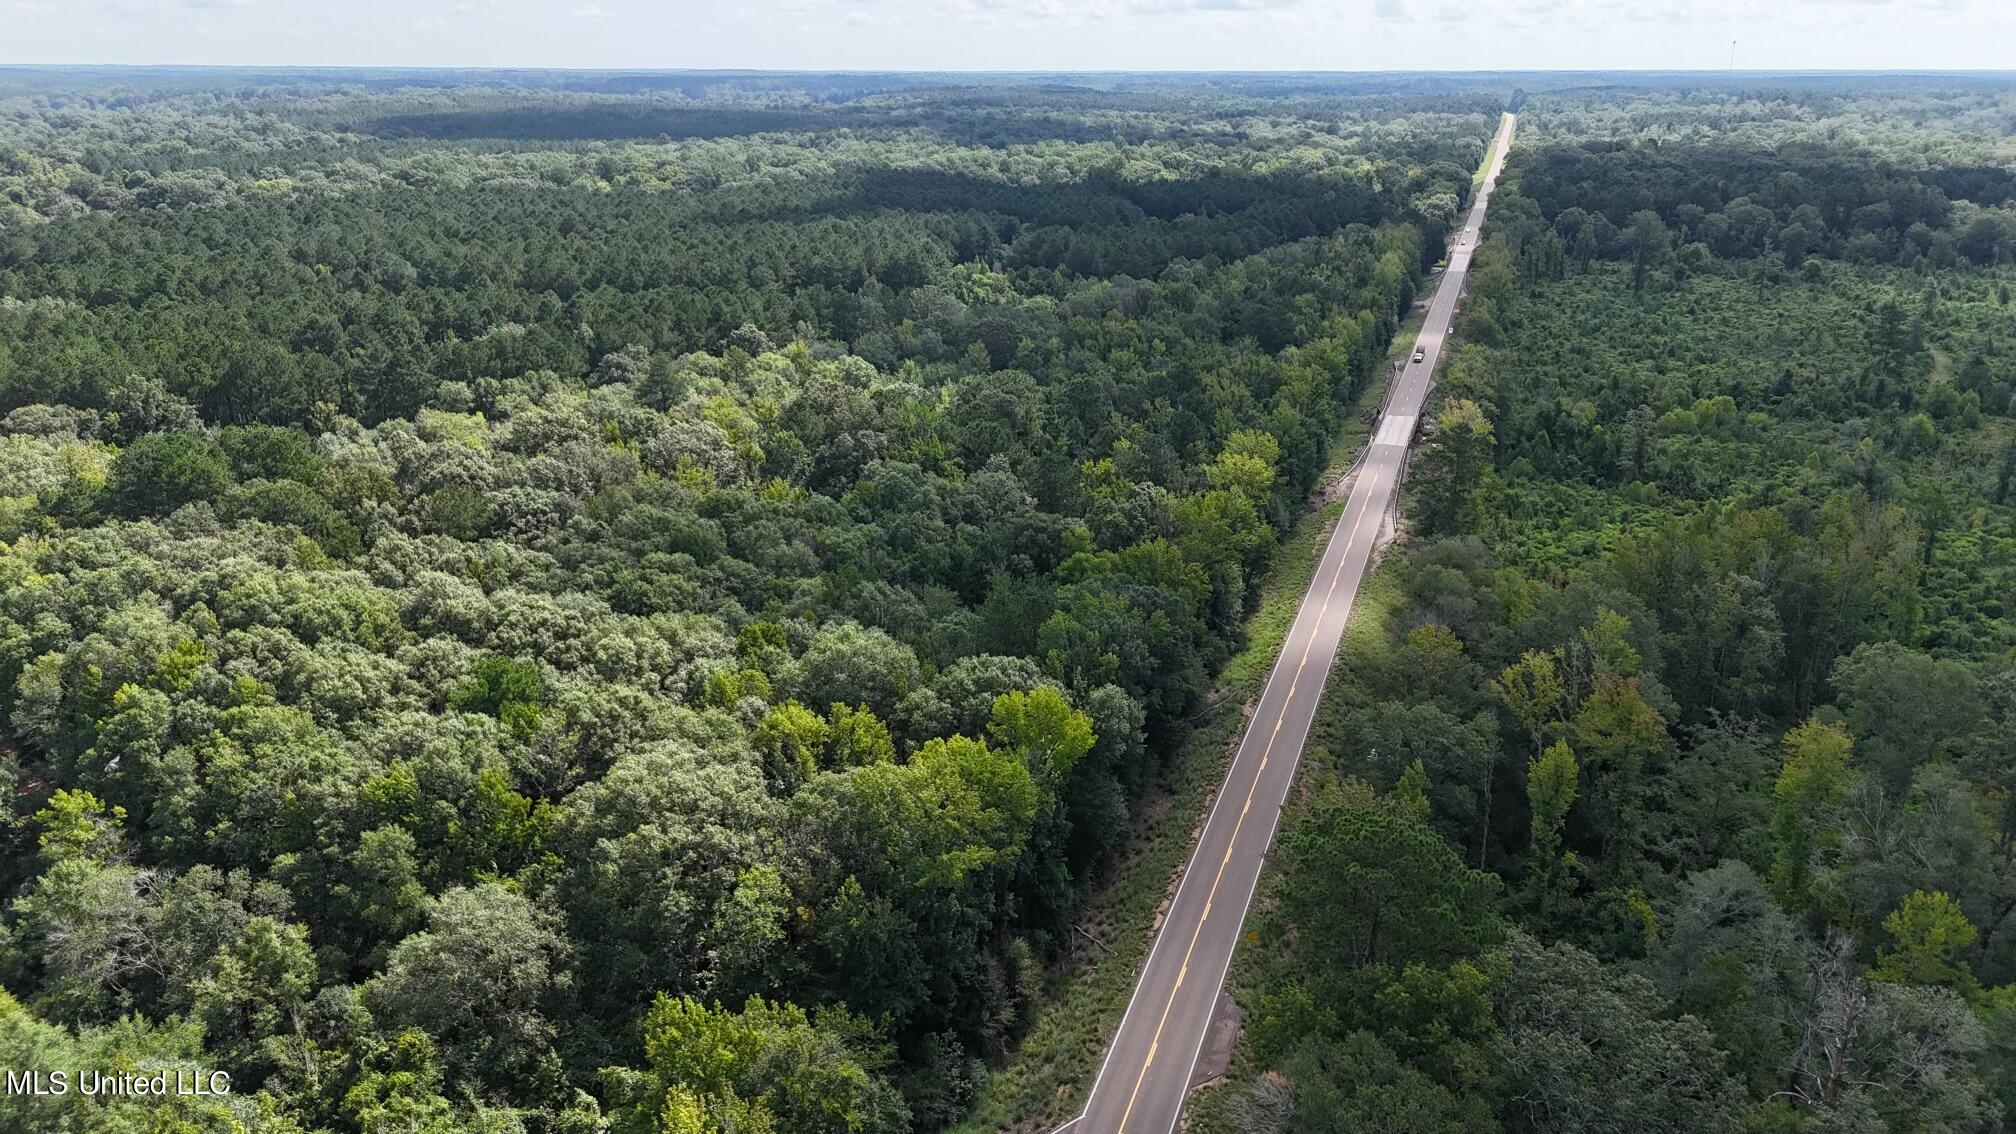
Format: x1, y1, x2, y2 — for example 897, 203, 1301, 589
0, 76, 1501, 425
0, 72, 1499, 1133
1207, 78, 2016, 1134
10, 68, 2016, 1134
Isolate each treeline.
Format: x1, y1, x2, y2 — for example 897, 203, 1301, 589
1506, 140, 2016, 271
1, 82, 1489, 436
1217, 92, 2016, 1134
0, 79, 1500, 230
1517, 80, 2016, 160
0, 79, 1484, 1134
0, 173, 1429, 423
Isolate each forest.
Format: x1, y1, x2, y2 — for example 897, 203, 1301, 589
7, 68, 2016, 1134
1198, 80, 2016, 1134
0, 72, 1503, 1132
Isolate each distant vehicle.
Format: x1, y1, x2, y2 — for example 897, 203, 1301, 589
1412, 348, 1426, 363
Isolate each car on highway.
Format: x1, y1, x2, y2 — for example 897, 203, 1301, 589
1412, 348, 1425, 363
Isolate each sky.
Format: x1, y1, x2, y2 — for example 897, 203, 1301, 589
4, 0, 2015, 72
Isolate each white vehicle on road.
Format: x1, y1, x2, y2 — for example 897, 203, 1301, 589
1056, 110, 1518, 1134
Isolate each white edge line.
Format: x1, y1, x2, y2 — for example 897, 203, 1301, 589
1069, 110, 1515, 1134
1153, 110, 1515, 1134
1155, 429, 1387, 1134
1124, 461, 1382, 1130
1067, 354, 1405, 1122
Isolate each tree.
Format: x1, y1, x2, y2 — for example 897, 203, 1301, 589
1274, 1030, 1490, 1134
1568, 674, 1666, 868
1497, 932, 1744, 1134
832, 735, 1039, 894
225, 479, 362, 558
1411, 399, 1496, 536
337, 1027, 468, 1134
1206, 429, 1282, 506
4, 856, 157, 1025
1768, 717, 1857, 914
1872, 890, 1977, 988
986, 687, 1095, 788
0, 986, 252, 1134
422, 483, 495, 540
898, 655, 1053, 746
191, 916, 316, 1083
1831, 642, 1985, 793
324, 824, 430, 963
1332, 701, 1496, 857
1573, 607, 1640, 681
104, 373, 200, 440
788, 624, 921, 722
30, 789, 129, 865
219, 424, 327, 484
109, 431, 231, 517
1524, 742, 1578, 921
552, 745, 778, 1014
1493, 650, 1564, 754
1648, 862, 1807, 1089
447, 656, 546, 739
1623, 209, 1673, 293
1663, 715, 1776, 870
1393, 760, 1431, 818
755, 700, 830, 793
608, 994, 909, 1134
825, 703, 896, 767
1272, 785, 1501, 973
1782, 931, 1995, 1126
364, 883, 570, 1107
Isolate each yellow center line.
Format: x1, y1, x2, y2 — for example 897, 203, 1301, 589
1112, 470, 1380, 1131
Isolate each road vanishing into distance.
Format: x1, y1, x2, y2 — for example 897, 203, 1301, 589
1055, 110, 1517, 1134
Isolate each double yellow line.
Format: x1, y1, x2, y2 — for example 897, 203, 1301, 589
1112, 467, 1382, 1132
1103, 109, 1508, 1134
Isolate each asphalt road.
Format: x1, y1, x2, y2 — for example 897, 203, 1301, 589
1055, 111, 1516, 1134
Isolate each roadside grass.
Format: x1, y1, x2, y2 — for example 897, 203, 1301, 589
971, 118, 1497, 1131
1189, 122, 1506, 1131
955, 351, 1413, 1133
1388, 300, 1432, 364
1472, 127, 1500, 193
1182, 565, 1408, 1134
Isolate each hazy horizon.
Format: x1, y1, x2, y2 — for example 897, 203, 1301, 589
6, 64, 2016, 75
5, 0, 2013, 74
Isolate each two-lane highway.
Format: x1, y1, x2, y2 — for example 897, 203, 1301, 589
1056, 111, 1516, 1134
